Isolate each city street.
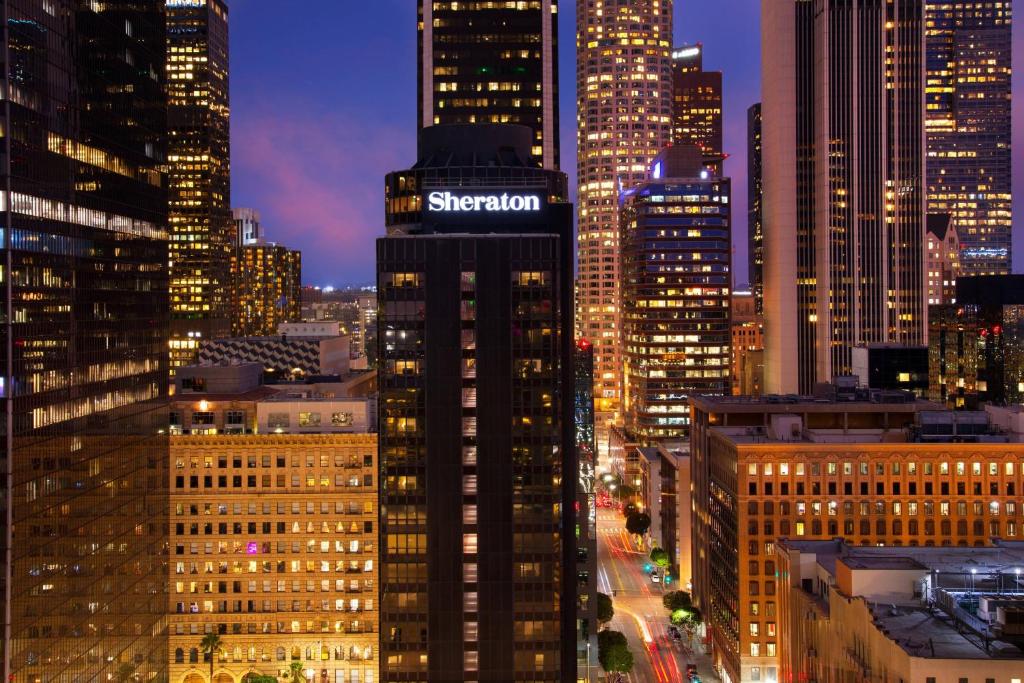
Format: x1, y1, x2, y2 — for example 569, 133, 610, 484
596, 508, 719, 683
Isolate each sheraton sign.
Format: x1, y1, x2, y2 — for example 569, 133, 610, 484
426, 191, 542, 213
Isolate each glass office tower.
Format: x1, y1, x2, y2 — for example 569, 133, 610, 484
167, 0, 232, 370
379, 125, 576, 682
671, 44, 723, 174
926, 1, 1012, 275
417, 0, 559, 169
621, 145, 731, 445
0, 1, 169, 680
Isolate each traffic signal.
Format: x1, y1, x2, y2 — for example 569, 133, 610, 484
644, 563, 652, 572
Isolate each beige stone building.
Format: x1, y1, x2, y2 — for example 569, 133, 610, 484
777, 539, 1024, 683
168, 432, 379, 683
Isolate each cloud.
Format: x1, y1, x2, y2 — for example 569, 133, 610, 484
232, 101, 412, 286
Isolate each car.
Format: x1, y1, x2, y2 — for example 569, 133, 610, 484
649, 571, 660, 584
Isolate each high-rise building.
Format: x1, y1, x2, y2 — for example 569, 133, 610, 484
168, 0, 232, 370
690, 393, 1024, 683
230, 243, 302, 337
762, 0, 927, 395
1, 2, 170, 680
573, 339, 599, 681
926, 1, 1012, 276
731, 291, 764, 397
671, 44, 723, 173
925, 213, 961, 306
379, 125, 576, 681
233, 207, 263, 247
417, 0, 559, 169
929, 275, 1024, 409
577, 0, 673, 416
747, 104, 763, 315
621, 145, 731, 446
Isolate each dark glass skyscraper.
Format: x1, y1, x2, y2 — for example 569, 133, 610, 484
379, 125, 576, 681
418, 0, 560, 169
167, 0, 232, 370
671, 44, 723, 174
621, 145, 731, 446
926, 1, 1012, 276
1, 1, 169, 680
747, 103, 763, 314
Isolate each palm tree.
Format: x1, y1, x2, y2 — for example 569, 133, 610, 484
287, 662, 307, 683
199, 633, 224, 683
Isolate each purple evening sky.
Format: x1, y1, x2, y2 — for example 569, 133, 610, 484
230, 1, 1023, 288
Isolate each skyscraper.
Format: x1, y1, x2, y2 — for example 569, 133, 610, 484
621, 145, 731, 445
1, 2, 169, 680
747, 103, 763, 314
167, 0, 232, 370
926, 1, 1012, 276
577, 0, 673, 416
417, 0, 559, 169
671, 44, 723, 173
379, 125, 576, 681
574, 339, 599, 680
762, 0, 927, 395
230, 242, 302, 337
233, 206, 263, 247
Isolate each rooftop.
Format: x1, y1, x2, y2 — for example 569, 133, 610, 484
779, 540, 1024, 659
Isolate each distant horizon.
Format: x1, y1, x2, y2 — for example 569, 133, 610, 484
231, 0, 1023, 286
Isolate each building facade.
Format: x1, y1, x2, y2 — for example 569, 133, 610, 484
731, 292, 764, 397
926, 213, 961, 306
574, 339, 599, 681
233, 208, 263, 248
762, 0, 927, 394
231, 243, 302, 337
746, 104, 763, 315
690, 394, 1024, 683
379, 125, 577, 681
417, 0, 559, 169
671, 44, 723, 173
621, 146, 731, 445
928, 275, 1024, 409
168, 0, 233, 370
576, 0, 673, 416
777, 540, 1024, 683
850, 345, 930, 396
926, 1, 1013, 276
0, 2, 170, 680
169, 434, 379, 683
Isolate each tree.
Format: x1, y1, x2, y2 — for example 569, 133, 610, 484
650, 547, 670, 569
287, 662, 308, 683
597, 592, 615, 625
663, 590, 693, 613
200, 633, 223, 683
597, 630, 634, 674
115, 663, 137, 683
625, 511, 651, 536
672, 605, 704, 641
